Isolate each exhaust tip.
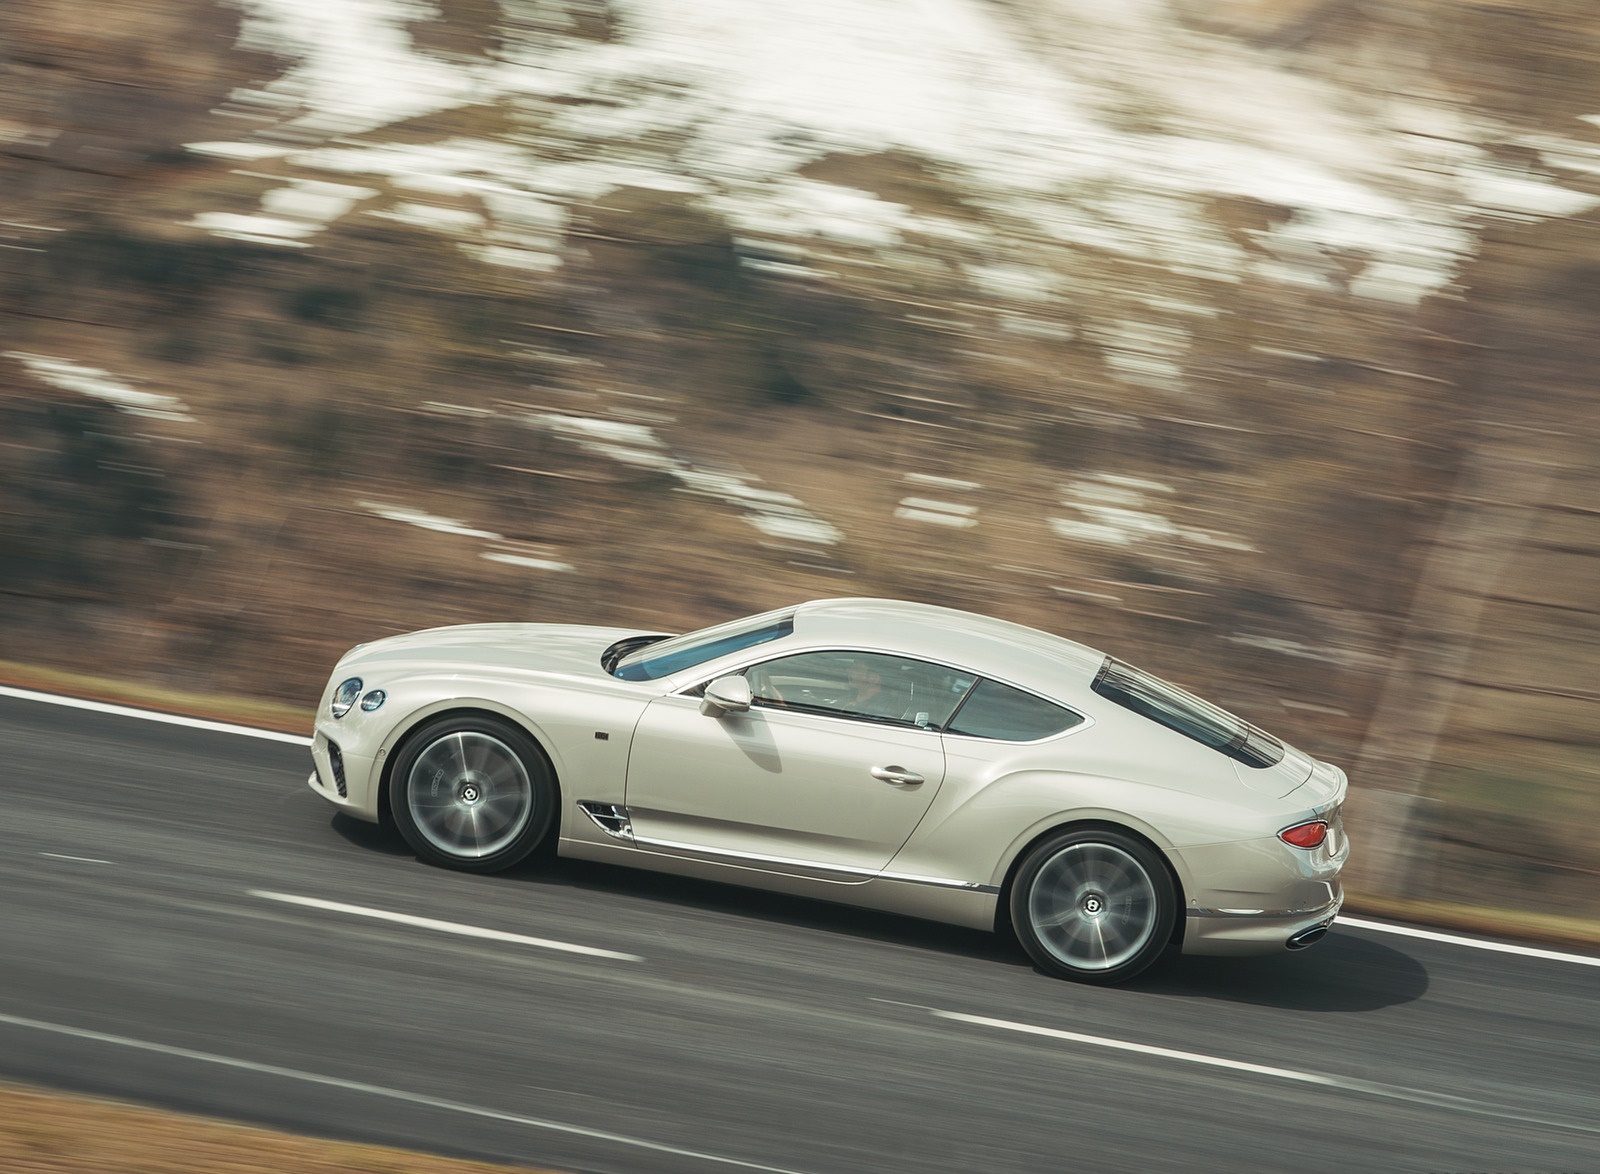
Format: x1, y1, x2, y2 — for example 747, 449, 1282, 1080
1286, 925, 1328, 951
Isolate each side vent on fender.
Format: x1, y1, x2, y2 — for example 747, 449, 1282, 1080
577, 801, 634, 842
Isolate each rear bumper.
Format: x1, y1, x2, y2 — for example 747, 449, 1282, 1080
1181, 889, 1343, 956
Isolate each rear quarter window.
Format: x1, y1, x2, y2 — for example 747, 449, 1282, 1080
1091, 656, 1284, 768
945, 679, 1084, 742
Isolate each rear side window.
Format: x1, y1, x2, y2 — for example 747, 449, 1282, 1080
946, 679, 1084, 742
1091, 657, 1284, 768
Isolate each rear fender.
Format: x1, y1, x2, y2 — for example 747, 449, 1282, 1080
885, 768, 1249, 903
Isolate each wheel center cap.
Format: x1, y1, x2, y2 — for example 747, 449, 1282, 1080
1082, 893, 1105, 916
454, 768, 494, 806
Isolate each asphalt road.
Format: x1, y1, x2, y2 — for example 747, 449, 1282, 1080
0, 690, 1594, 1174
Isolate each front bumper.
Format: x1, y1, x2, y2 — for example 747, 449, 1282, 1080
307, 731, 381, 821
1181, 889, 1343, 956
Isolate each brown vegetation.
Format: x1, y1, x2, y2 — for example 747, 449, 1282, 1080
1, 0, 1597, 915
0, 1082, 555, 1174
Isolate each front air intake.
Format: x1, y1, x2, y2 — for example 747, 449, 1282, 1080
327, 739, 347, 798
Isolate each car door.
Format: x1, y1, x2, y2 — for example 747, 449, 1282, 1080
623, 650, 974, 878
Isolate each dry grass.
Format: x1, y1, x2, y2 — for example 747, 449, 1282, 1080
0, 1083, 557, 1174
0, 659, 306, 735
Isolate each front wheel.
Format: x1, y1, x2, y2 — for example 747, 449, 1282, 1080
1009, 828, 1175, 984
388, 715, 555, 873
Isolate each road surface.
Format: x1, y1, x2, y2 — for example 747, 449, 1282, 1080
0, 690, 1593, 1173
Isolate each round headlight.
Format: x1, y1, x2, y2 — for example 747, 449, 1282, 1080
360, 689, 386, 712
331, 677, 363, 719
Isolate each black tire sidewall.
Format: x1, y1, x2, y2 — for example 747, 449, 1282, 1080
1009, 827, 1175, 985
388, 714, 555, 873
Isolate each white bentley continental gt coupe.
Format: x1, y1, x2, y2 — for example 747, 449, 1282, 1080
308, 598, 1348, 983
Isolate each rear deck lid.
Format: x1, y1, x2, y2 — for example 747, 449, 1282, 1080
1232, 742, 1317, 797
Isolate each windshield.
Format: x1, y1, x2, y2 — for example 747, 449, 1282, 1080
612, 608, 796, 681
1091, 657, 1284, 768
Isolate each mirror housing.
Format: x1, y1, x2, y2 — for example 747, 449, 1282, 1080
701, 674, 753, 717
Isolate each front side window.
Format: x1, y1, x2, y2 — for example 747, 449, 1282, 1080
1091, 656, 1284, 768
612, 610, 795, 681
743, 650, 976, 728
945, 679, 1084, 742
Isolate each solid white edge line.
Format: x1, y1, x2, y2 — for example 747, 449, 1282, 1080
0, 685, 311, 746
8, 683, 1598, 970
250, 890, 643, 963
1338, 916, 1600, 967
0, 1011, 815, 1174
934, 1010, 1598, 1136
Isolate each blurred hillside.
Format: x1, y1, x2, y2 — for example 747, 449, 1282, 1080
1, 0, 1597, 916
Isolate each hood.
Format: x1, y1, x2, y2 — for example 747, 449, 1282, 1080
338, 623, 658, 680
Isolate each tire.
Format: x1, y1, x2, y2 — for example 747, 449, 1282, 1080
388, 714, 555, 873
1009, 827, 1175, 984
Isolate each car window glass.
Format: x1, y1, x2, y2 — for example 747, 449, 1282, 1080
945, 679, 1084, 741
613, 610, 794, 681
744, 651, 975, 728
1091, 656, 1283, 767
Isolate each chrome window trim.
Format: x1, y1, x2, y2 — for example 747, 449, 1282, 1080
674, 644, 1094, 744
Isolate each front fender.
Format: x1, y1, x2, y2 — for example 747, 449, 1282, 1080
319, 672, 652, 833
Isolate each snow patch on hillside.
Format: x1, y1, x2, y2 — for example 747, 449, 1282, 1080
532, 413, 844, 545
185, 0, 1600, 550
228, 0, 479, 135
7, 353, 195, 423
202, 0, 1599, 307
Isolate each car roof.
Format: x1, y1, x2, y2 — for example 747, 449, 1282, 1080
789, 598, 1107, 690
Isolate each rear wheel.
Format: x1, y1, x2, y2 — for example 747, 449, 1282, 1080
1010, 828, 1175, 984
388, 714, 554, 873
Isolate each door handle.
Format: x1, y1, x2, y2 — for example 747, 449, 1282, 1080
870, 765, 924, 787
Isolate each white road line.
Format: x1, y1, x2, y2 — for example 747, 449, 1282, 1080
250, 890, 643, 962
7, 684, 1599, 969
0, 685, 311, 747
1338, 916, 1599, 967
0, 1011, 814, 1174
39, 853, 113, 865
934, 1010, 1598, 1136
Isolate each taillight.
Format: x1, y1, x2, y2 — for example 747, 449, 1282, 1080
1279, 820, 1328, 849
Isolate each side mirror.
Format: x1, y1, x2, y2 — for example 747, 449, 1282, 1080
701, 675, 753, 717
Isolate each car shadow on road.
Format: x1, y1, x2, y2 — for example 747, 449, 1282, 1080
1127, 931, 1430, 1012
519, 855, 1431, 1009
324, 815, 1427, 1008
325, 812, 1028, 967
329, 812, 413, 856
517, 854, 1034, 970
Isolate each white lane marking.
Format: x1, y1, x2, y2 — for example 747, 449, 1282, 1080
250, 890, 643, 962
9, 684, 1600, 969
935, 1010, 1599, 1135
1339, 916, 1600, 968
0, 685, 311, 747
0, 1011, 815, 1174
39, 853, 113, 865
